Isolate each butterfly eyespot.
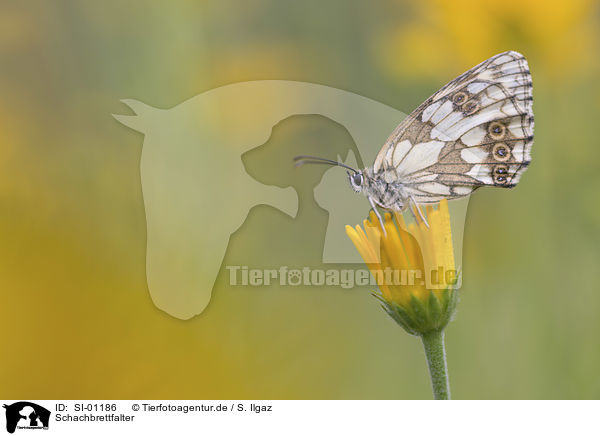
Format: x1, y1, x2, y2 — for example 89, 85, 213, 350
493, 165, 510, 184
462, 100, 479, 115
494, 164, 509, 175
488, 122, 506, 140
492, 143, 511, 162
452, 92, 468, 104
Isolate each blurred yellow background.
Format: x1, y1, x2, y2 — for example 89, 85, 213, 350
1, 0, 599, 399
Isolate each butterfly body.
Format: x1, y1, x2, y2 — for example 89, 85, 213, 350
350, 168, 409, 211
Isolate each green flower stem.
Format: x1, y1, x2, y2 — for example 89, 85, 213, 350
421, 329, 450, 400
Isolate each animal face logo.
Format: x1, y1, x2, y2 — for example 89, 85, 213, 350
113, 80, 471, 320
3, 402, 50, 433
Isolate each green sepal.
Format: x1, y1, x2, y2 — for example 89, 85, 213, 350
410, 294, 428, 326
385, 304, 420, 336
442, 288, 459, 325
428, 289, 442, 322
374, 293, 420, 335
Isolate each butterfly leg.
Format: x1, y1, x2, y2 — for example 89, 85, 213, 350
368, 196, 387, 236
410, 196, 429, 228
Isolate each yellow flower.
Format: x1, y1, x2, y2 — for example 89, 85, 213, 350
374, 0, 598, 81
346, 199, 458, 335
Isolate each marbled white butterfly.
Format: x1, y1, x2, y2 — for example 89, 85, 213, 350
295, 51, 533, 229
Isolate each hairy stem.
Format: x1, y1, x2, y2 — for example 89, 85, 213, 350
421, 330, 450, 400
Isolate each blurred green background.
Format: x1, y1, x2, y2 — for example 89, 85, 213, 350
1, 0, 599, 399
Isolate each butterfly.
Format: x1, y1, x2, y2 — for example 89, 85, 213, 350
295, 51, 533, 230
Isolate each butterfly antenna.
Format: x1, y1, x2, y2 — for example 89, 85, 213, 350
293, 155, 358, 173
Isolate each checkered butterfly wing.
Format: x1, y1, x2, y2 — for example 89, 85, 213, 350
373, 51, 533, 203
